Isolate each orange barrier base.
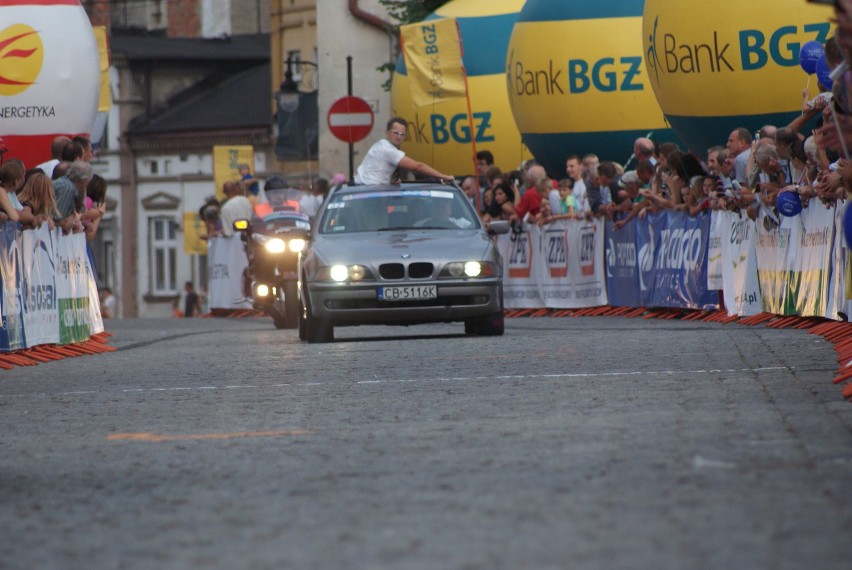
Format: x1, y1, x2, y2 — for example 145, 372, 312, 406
505, 306, 852, 402
0, 334, 117, 370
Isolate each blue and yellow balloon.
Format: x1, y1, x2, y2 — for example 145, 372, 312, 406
506, 0, 678, 175
642, 0, 834, 154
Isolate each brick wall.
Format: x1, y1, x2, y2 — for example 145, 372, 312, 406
168, 0, 201, 38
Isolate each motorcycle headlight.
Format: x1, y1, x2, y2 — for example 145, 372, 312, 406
288, 238, 306, 253
255, 283, 270, 297
264, 238, 287, 254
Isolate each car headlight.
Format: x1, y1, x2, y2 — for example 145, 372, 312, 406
264, 238, 287, 254
289, 238, 306, 253
441, 261, 496, 278
330, 264, 349, 282
316, 264, 373, 282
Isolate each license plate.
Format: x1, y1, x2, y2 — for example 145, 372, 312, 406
378, 285, 437, 301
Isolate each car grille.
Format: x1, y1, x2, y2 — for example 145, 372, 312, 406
378, 262, 435, 280
408, 262, 434, 279
379, 263, 405, 279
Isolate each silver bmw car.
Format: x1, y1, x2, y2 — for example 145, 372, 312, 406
298, 182, 510, 343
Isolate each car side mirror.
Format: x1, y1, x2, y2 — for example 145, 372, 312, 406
488, 220, 511, 235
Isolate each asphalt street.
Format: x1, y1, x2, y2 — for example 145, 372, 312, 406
0, 315, 850, 569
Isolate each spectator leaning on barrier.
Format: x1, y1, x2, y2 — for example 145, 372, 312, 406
52, 161, 92, 234
36, 135, 71, 178
219, 180, 253, 237
17, 172, 59, 230
727, 127, 753, 185
565, 155, 588, 215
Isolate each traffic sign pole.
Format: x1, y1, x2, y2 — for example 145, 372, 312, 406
348, 57, 353, 181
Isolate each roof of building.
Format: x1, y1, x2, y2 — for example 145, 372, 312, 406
110, 33, 270, 62
128, 62, 272, 135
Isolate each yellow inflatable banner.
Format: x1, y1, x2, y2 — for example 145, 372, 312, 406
183, 212, 208, 256
400, 17, 467, 108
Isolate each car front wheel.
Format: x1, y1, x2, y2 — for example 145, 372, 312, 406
299, 288, 333, 343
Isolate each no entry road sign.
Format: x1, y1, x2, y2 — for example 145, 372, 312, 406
327, 96, 374, 143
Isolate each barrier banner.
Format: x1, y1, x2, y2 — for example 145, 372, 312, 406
793, 200, 835, 317
20, 226, 60, 346
55, 232, 91, 344
707, 212, 725, 291
719, 211, 762, 316
0, 223, 25, 352
605, 218, 642, 307
536, 219, 607, 308
500, 228, 541, 308
207, 235, 252, 311
636, 211, 718, 310
826, 201, 848, 320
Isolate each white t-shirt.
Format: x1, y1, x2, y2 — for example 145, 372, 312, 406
220, 195, 254, 237
354, 139, 405, 185
572, 179, 588, 213
36, 159, 59, 178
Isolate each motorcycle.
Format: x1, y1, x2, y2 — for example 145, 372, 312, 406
232, 182, 313, 329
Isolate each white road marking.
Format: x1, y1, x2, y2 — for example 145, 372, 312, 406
0, 366, 792, 398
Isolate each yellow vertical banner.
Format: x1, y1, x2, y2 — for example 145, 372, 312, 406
213, 145, 254, 201
183, 212, 208, 255
93, 26, 111, 113
400, 18, 467, 108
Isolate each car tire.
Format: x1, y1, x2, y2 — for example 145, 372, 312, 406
464, 312, 504, 336
282, 280, 299, 329
299, 286, 333, 343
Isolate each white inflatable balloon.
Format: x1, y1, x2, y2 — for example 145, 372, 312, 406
0, 0, 100, 168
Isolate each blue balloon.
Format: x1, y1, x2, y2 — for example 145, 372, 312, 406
799, 40, 825, 75
776, 191, 802, 217
816, 54, 833, 90
844, 201, 852, 249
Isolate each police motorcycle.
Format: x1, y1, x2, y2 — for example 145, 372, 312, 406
232, 176, 313, 329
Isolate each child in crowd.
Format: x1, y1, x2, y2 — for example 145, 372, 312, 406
16, 172, 58, 230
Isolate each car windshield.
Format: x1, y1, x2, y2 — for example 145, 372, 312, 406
319, 189, 479, 234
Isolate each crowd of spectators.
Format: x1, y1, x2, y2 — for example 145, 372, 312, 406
0, 134, 114, 314
464, 22, 852, 237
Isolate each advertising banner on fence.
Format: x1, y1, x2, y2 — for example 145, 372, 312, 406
537, 219, 607, 308
20, 225, 59, 346
755, 207, 800, 315
207, 235, 251, 311
54, 232, 91, 344
755, 198, 836, 316
707, 212, 724, 291
0, 223, 25, 352
719, 211, 762, 316
605, 218, 642, 307
636, 211, 718, 310
793, 200, 835, 317
500, 227, 541, 308
500, 219, 607, 309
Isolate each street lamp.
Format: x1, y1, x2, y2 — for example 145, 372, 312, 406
274, 55, 319, 162
275, 56, 300, 112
